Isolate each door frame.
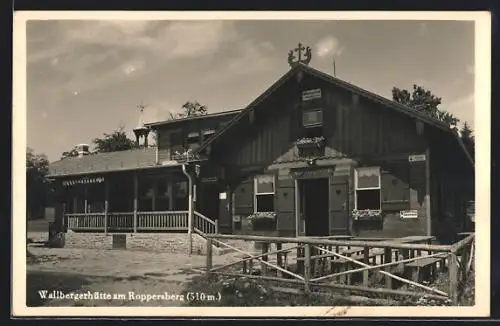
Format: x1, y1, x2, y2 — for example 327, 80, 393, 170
293, 167, 334, 237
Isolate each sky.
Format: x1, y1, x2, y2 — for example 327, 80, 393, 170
26, 19, 475, 162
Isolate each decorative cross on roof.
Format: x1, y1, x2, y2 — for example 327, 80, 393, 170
288, 43, 312, 67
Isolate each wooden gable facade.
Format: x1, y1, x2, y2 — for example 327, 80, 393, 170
199, 64, 474, 241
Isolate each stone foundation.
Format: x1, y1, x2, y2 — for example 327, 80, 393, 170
64, 231, 210, 255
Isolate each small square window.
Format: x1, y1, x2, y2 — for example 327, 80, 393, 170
302, 109, 323, 127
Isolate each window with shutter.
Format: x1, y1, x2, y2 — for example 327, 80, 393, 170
355, 167, 381, 210
254, 175, 275, 212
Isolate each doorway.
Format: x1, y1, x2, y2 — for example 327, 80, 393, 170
197, 181, 220, 220
299, 178, 330, 236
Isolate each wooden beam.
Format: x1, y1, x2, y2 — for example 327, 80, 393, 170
104, 179, 108, 235
133, 173, 138, 233
425, 147, 432, 236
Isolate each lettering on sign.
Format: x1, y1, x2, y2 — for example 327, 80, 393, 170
408, 154, 426, 162
302, 88, 322, 101
400, 210, 418, 219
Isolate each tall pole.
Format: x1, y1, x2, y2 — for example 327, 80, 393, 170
333, 56, 336, 77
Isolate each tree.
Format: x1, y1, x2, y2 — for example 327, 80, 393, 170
460, 122, 475, 160
92, 126, 136, 153
168, 101, 208, 120
392, 84, 459, 126
26, 147, 50, 219
60, 148, 79, 160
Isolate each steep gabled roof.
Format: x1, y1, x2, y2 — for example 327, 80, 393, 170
197, 63, 474, 168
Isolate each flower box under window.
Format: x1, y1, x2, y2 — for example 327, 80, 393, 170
352, 209, 383, 221
247, 212, 277, 231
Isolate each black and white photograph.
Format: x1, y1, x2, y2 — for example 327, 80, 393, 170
13, 11, 490, 317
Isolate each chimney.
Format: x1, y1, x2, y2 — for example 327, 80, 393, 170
76, 144, 90, 157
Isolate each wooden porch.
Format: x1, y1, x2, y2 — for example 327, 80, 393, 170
64, 210, 218, 234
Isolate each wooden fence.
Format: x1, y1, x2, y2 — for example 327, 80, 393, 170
204, 233, 475, 305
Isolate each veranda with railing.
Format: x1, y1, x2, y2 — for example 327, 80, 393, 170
65, 209, 218, 235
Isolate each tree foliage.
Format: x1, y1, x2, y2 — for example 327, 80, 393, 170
27, 147, 50, 219
392, 84, 460, 126
392, 84, 475, 159
61, 126, 137, 159
92, 126, 136, 153
460, 121, 475, 160
169, 101, 208, 120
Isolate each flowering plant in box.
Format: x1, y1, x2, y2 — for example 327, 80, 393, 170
352, 209, 382, 220
294, 136, 325, 147
248, 212, 277, 231
247, 212, 277, 223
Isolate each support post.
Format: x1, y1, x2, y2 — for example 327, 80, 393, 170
215, 219, 219, 234
261, 242, 269, 276
182, 164, 194, 255
449, 251, 458, 304
133, 173, 138, 233
384, 247, 393, 289
304, 243, 311, 293
206, 237, 213, 271
104, 180, 108, 235
363, 246, 370, 286
61, 203, 66, 232
276, 243, 283, 278
425, 148, 432, 236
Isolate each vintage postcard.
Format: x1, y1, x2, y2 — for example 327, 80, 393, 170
13, 10, 491, 318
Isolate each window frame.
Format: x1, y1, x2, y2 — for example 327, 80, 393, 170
354, 166, 382, 210
302, 108, 324, 128
253, 174, 276, 213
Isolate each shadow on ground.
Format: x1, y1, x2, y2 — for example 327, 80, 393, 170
27, 271, 91, 306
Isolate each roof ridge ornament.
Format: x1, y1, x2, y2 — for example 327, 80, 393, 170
288, 43, 312, 68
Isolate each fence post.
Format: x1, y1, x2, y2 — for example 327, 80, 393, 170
304, 243, 311, 293
363, 246, 370, 286
261, 242, 269, 276
384, 247, 393, 288
206, 237, 213, 271
215, 219, 219, 234
449, 251, 458, 304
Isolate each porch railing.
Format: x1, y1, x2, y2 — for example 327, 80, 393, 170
66, 213, 105, 230
138, 211, 189, 231
193, 211, 218, 236
64, 211, 188, 232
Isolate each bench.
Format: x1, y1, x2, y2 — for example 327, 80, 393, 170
405, 254, 447, 282
235, 254, 255, 274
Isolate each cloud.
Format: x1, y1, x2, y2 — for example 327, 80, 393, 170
27, 20, 238, 93
315, 36, 344, 59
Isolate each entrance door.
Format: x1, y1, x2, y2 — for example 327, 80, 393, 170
300, 178, 330, 236
197, 181, 220, 220
329, 176, 349, 235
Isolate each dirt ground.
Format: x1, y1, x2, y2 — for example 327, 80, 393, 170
26, 244, 240, 307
